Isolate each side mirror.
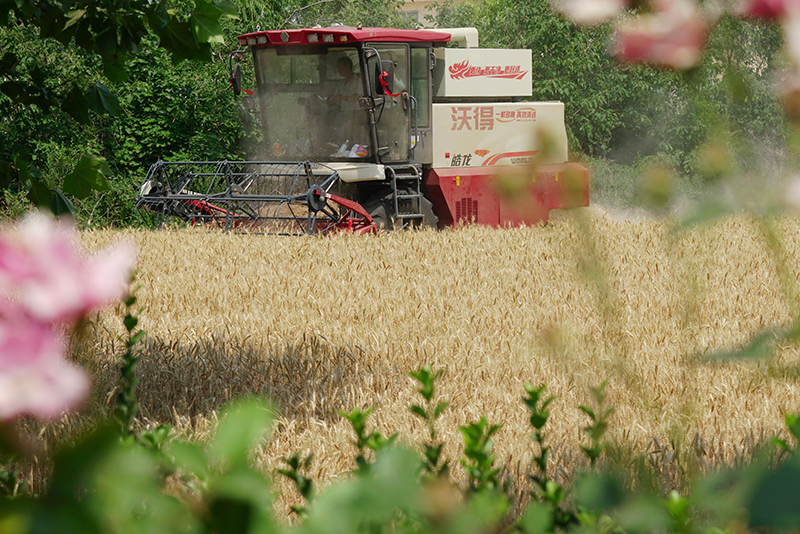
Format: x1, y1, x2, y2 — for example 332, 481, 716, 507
377, 60, 395, 95
230, 62, 242, 96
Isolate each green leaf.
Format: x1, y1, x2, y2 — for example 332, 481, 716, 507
214, 1, 239, 20
0, 79, 22, 101
123, 314, 138, 331
674, 198, 736, 232
518, 500, 554, 534
190, 0, 224, 44
25, 178, 54, 208
575, 473, 623, 511
49, 189, 75, 216
102, 53, 129, 83
63, 155, 110, 199
61, 84, 91, 125
787, 413, 800, 441
63, 8, 86, 30
749, 458, 800, 529
0, 52, 18, 72
129, 330, 145, 345
408, 405, 426, 419
210, 398, 274, 467
300, 447, 421, 534
157, 18, 211, 62
702, 328, 788, 362
615, 495, 671, 533
86, 82, 122, 116
167, 440, 210, 480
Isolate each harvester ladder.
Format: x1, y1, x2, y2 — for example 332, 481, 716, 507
389, 165, 423, 228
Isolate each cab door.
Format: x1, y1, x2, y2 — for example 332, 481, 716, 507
367, 43, 410, 163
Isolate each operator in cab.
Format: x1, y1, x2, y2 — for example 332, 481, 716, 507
328, 56, 366, 155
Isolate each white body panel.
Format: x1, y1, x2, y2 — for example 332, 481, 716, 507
433, 48, 532, 98
431, 102, 568, 168
323, 162, 386, 182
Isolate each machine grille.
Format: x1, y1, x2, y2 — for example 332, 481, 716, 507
456, 198, 479, 223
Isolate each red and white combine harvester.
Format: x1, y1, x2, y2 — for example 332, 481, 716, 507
135, 26, 589, 234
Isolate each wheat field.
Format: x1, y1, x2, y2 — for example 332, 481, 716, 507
65, 209, 800, 515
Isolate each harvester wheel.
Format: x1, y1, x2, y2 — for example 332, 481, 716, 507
363, 199, 390, 230
419, 196, 439, 230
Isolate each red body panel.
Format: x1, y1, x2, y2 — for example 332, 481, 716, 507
424, 163, 589, 228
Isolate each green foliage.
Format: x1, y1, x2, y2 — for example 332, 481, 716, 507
6, 372, 800, 534
115, 290, 144, 438
339, 406, 397, 473
278, 452, 314, 517
522, 383, 554, 476
431, 0, 785, 181
459, 416, 503, 494
579, 381, 615, 467
408, 365, 449, 477
522, 383, 577, 531
0, 0, 236, 221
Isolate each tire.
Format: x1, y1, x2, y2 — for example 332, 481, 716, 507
419, 195, 439, 230
363, 199, 390, 231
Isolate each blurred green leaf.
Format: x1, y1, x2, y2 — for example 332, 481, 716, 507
190, 0, 224, 44
157, 19, 211, 62
675, 198, 736, 231
702, 327, 789, 362
63, 155, 110, 199
614, 495, 671, 534
214, 1, 239, 20
63, 9, 86, 30
207, 467, 274, 534
102, 53, 130, 83
299, 447, 421, 534
168, 440, 210, 480
518, 500, 553, 534
749, 458, 800, 529
210, 398, 274, 467
575, 472, 624, 511
49, 189, 75, 216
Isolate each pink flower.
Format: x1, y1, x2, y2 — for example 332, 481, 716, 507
0, 300, 89, 421
555, 0, 631, 25
0, 212, 137, 323
739, 0, 800, 20
612, 0, 709, 69
0, 212, 137, 422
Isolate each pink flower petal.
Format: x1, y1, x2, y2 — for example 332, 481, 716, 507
739, 0, 800, 20
555, 0, 630, 25
0, 359, 89, 421
0, 302, 89, 421
0, 212, 137, 323
612, 1, 709, 69
784, 14, 800, 66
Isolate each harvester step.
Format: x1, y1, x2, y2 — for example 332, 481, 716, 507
398, 212, 423, 219
396, 193, 422, 200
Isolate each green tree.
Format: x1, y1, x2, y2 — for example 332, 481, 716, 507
0, 0, 236, 216
430, 0, 785, 172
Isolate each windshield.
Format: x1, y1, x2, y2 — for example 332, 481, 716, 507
252, 46, 370, 162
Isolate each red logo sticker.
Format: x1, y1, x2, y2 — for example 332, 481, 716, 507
448, 60, 528, 80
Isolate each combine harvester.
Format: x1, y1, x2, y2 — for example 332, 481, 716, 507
135, 26, 589, 235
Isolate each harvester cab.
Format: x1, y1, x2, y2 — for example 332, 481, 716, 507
135, 27, 590, 234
